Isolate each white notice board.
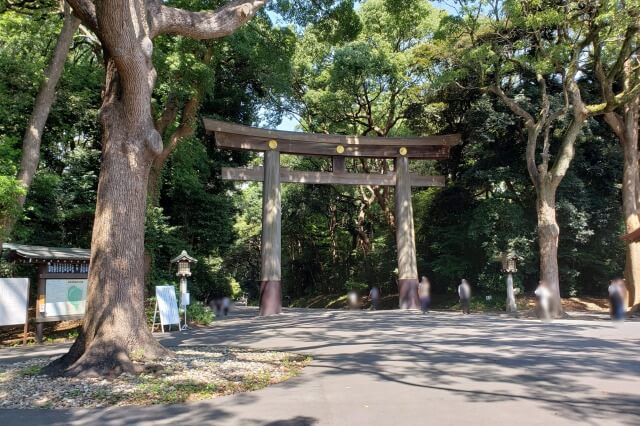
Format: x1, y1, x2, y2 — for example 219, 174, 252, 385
0, 278, 29, 326
156, 286, 180, 327
45, 279, 88, 317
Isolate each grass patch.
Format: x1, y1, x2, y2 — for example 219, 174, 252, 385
17, 365, 41, 376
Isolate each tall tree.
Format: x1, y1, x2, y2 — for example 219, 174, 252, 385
589, 3, 640, 308
289, 0, 442, 247
0, 2, 80, 245
433, 0, 632, 316
44, 0, 267, 378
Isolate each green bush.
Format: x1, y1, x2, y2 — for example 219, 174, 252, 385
344, 279, 368, 292
187, 301, 214, 325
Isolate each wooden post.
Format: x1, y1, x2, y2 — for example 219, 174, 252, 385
332, 156, 346, 174
36, 264, 46, 344
260, 147, 282, 315
395, 156, 420, 309
23, 282, 30, 345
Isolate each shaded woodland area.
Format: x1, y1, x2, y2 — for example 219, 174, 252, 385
0, 0, 637, 342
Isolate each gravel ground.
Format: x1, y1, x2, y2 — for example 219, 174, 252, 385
0, 346, 310, 409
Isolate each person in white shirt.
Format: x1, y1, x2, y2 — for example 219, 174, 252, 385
534, 280, 552, 320
348, 290, 359, 310
458, 279, 471, 314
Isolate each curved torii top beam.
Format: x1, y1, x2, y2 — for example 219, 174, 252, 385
204, 118, 461, 159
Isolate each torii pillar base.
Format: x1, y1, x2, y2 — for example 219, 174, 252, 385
398, 278, 420, 310
260, 280, 282, 316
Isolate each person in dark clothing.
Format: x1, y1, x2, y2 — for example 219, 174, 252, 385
418, 276, 431, 314
369, 287, 380, 310
609, 278, 626, 321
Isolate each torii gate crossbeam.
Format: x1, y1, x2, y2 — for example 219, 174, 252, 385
204, 119, 461, 315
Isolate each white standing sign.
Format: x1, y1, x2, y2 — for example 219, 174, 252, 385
152, 286, 181, 332
0, 278, 29, 326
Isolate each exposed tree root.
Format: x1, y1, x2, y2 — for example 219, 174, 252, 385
42, 332, 172, 378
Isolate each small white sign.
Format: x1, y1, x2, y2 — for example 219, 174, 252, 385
0, 278, 29, 326
181, 292, 190, 306
156, 286, 180, 328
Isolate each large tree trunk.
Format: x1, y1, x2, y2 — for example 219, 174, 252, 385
0, 4, 79, 247
43, 7, 169, 376
620, 111, 640, 307
48, 0, 266, 377
44, 59, 170, 377
604, 105, 640, 309
536, 183, 562, 317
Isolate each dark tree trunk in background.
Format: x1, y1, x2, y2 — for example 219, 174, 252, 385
0, 3, 79, 247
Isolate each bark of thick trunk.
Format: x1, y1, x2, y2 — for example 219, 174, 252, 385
622, 133, 640, 307
537, 184, 563, 317
43, 57, 169, 377
0, 6, 79, 247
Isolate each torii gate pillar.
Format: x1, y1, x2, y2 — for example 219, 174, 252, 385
395, 156, 420, 309
260, 148, 282, 315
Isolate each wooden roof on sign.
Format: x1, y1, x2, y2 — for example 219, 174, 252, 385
2, 243, 90, 263
204, 119, 461, 159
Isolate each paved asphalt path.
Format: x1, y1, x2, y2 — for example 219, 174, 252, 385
1, 308, 639, 425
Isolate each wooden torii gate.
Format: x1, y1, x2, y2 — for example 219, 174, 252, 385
204, 119, 461, 315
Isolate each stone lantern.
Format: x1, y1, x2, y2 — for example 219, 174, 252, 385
171, 250, 197, 329
500, 252, 518, 313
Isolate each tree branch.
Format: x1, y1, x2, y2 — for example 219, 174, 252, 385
65, 0, 97, 33
154, 0, 266, 39
488, 84, 536, 128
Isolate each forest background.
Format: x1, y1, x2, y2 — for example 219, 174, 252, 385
0, 0, 629, 309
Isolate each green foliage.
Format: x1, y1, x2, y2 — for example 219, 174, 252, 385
0, 0, 632, 311
187, 301, 214, 325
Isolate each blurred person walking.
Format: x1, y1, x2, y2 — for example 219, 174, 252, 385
535, 280, 552, 320
348, 290, 359, 310
369, 286, 380, 310
609, 278, 626, 321
458, 279, 471, 314
418, 276, 431, 314
222, 296, 231, 316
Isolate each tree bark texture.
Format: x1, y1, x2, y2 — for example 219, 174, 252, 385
395, 156, 419, 309
46, 0, 266, 377
260, 149, 282, 315
536, 183, 562, 316
0, 4, 80, 247
604, 107, 640, 308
